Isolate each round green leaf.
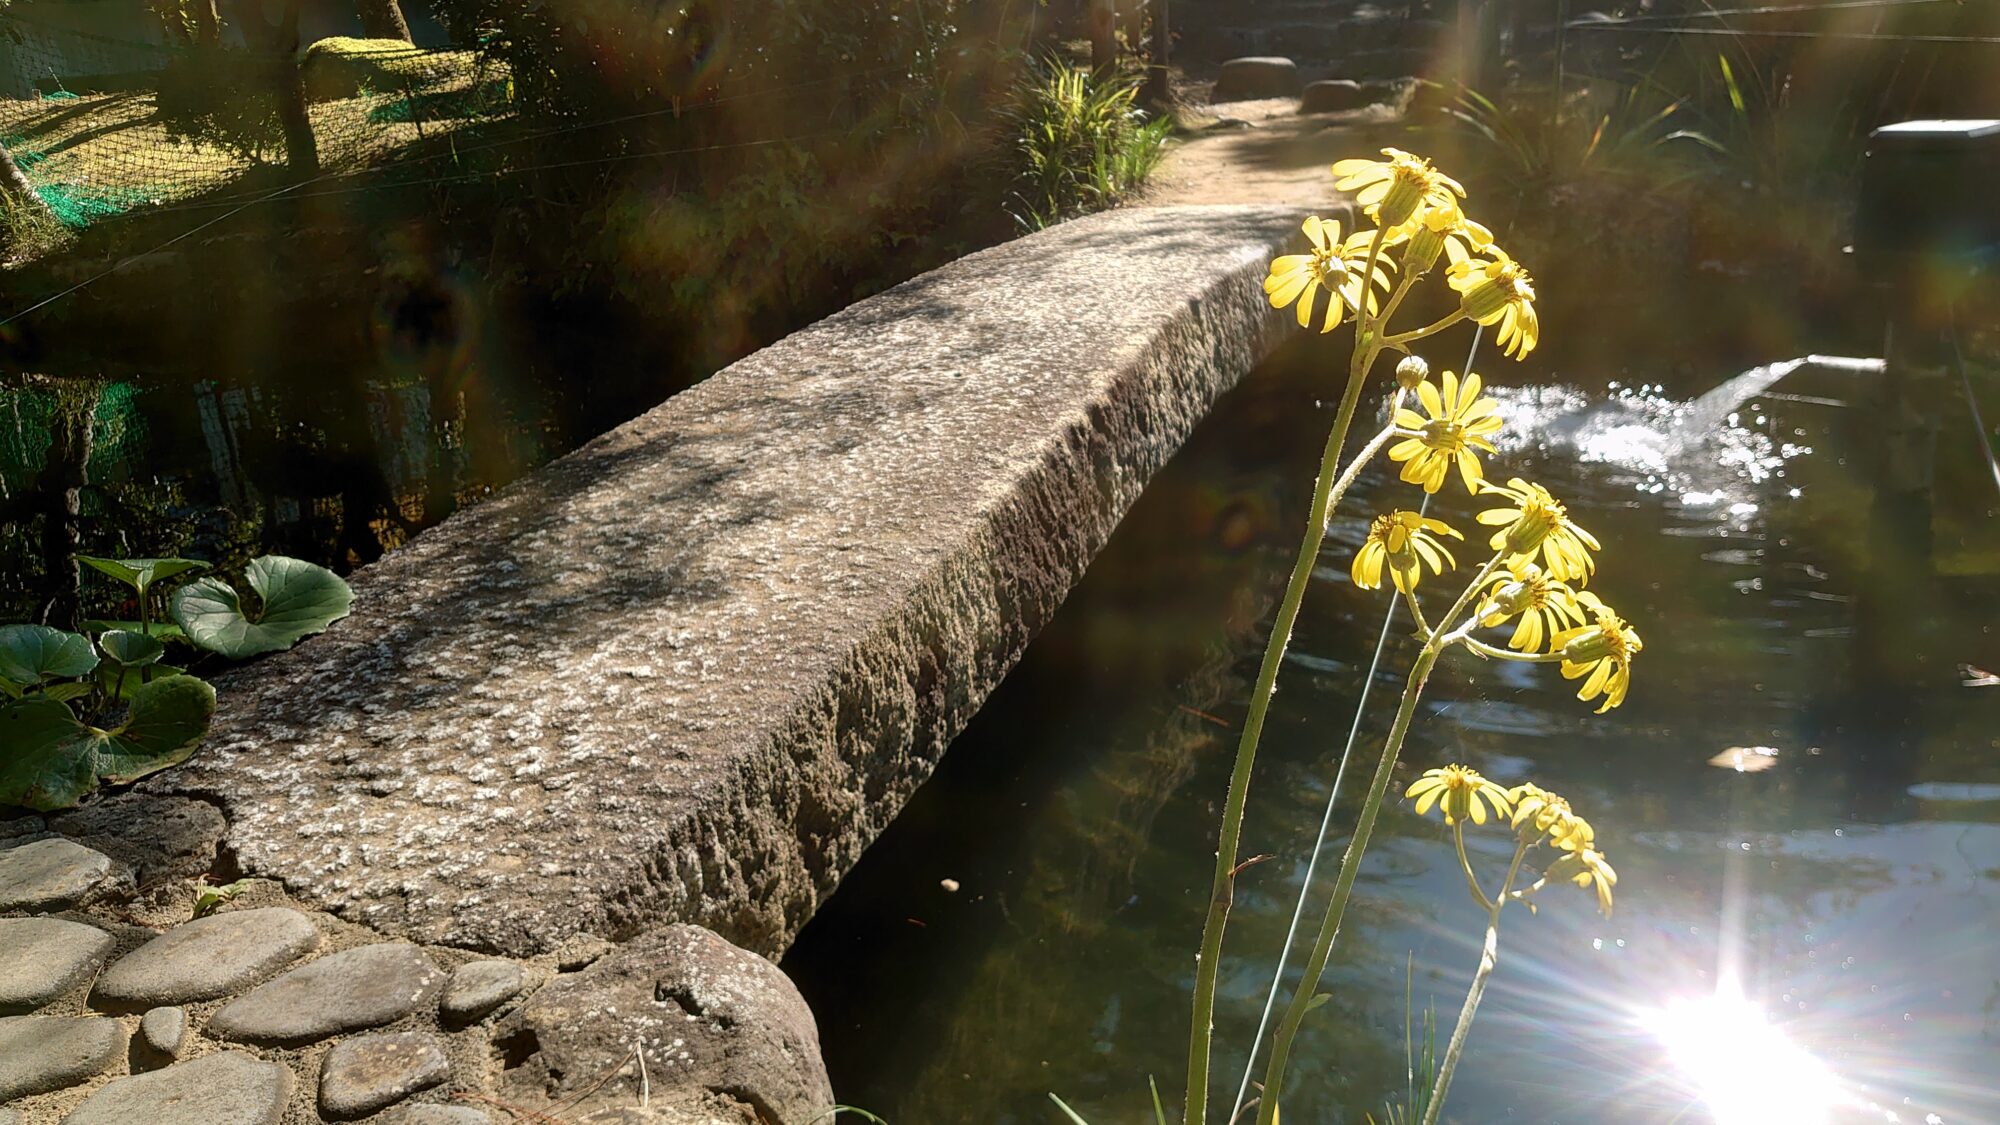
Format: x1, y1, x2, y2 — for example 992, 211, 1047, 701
82, 620, 188, 642
78, 556, 207, 595
98, 629, 166, 669
170, 555, 355, 659
0, 675, 216, 811
0, 624, 100, 687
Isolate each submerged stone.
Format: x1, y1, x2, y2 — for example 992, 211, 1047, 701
93, 907, 319, 1007
208, 942, 442, 1044
61, 1049, 292, 1125
0, 916, 114, 1014
0, 837, 111, 910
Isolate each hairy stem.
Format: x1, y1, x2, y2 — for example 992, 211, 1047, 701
1421, 843, 1530, 1125
1185, 229, 1390, 1125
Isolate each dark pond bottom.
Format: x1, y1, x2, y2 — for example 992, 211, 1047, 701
783, 332, 2000, 1124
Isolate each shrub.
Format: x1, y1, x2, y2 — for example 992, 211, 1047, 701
1004, 59, 1171, 230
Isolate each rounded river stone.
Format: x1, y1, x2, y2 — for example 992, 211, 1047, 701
0, 837, 111, 910
93, 907, 319, 1008
140, 1005, 188, 1058
0, 916, 114, 1014
318, 1031, 450, 1119
387, 1108, 491, 1125
440, 959, 525, 1023
208, 942, 442, 1045
0, 1013, 124, 1100
61, 1049, 292, 1125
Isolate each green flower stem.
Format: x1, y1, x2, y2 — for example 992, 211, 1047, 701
1254, 550, 1508, 1124
1461, 636, 1565, 662
1451, 823, 1491, 911
1255, 642, 1440, 1124
1386, 309, 1469, 348
1421, 842, 1530, 1125
1184, 249, 1389, 1124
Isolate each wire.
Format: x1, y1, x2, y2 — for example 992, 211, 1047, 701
1568, 24, 2000, 43
1567, 0, 1954, 27
1944, 309, 2000, 503
1227, 324, 1486, 1124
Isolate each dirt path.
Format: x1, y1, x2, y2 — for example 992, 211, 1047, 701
1138, 97, 1417, 209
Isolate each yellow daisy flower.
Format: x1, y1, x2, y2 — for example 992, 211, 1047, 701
1507, 783, 1594, 850
1476, 559, 1584, 653
1549, 591, 1643, 713
1475, 478, 1600, 585
1543, 840, 1618, 917
1447, 246, 1539, 359
1405, 764, 1513, 827
1401, 207, 1493, 278
1351, 510, 1462, 593
1330, 148, 1466, 230
1387, 368, 1503, 495
1264, 216, 1394, 334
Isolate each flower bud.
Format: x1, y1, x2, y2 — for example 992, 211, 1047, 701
1395, 355, 1430, 390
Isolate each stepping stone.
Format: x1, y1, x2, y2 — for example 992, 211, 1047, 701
139, 1006, 187, 1058
0, 1014, 124, 1100
0, 917, 114, 1014
318, 1031, 450, 1119
93, 907, 319, 1008
387, 1108, 490, 1125
1213, 57, 1302, 102
1301, 79, 1366, 114
61, 1049, 292, 1125
440, 960, 525, 1023
209, 942, 443, 1045
0, 838, 111, 910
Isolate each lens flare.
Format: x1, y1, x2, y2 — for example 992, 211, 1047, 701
1641, 979, 1844, 1125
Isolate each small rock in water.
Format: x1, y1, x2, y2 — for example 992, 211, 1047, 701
0, 837, 112, 910
939, 878, 961, 893
1708, 746, 1781, 773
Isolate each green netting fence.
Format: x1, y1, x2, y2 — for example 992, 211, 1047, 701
0, 4, 512, 229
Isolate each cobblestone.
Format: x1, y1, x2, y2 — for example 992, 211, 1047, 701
0, 837, 111, 910
0, 916, 113, 1014
93, 906, 319, 1008
61, 1049, 292, 1125
0, 1013, 123, 1100
318, 1031, 451, 1119
209, 942, 442, 1045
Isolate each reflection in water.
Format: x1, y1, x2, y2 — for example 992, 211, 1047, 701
1641, 979, 1845, 1125
786, 339, 2000, 1123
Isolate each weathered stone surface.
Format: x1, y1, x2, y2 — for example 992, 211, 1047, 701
93, 907, 319, 1007
54, 794, 228, 883
209, 942, 442, 1044
152, 205, 1296, 958
1299, 79, 1365, 114
0, 1014, 123, 1100
440, 959, 525, 1023
139, 1005, 187, 1058
1213, 56, 1303, 101
319, 1031, 451, 1118
0, 917, 114, 1014
62, 1049, 292, 1125
0, 837, 110, 910
500, 925, 832, 1124
386, 1108, 491, 1125
0, 1106, 19, 1125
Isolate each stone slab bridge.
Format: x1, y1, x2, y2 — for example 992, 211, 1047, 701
1, 203, 1316, 1125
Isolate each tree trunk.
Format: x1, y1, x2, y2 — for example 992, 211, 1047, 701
191, 0, 222, 46
246, 0, 320, 176
357, 0, 412, 43
0, 140, 43, 206
1089, 0, 1117, 73
37, 379, 100, 631
1143, 0, 1171, 108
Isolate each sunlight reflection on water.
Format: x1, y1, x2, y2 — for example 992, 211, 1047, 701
1641, 979, 1846, 1125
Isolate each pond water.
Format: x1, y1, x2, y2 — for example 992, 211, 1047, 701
783, 332, 2000, 1123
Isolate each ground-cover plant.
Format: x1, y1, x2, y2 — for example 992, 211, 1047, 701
0, 554, 352, 810
1004, 58, 1172, 230
1140, 148, 1649, 1124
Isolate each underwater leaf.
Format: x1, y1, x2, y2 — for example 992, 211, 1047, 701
0, 624, 100, 686
0, 675, 215, 811
171, 555, 354, 659
98, 629, 166, 668
77, 556, 207, 595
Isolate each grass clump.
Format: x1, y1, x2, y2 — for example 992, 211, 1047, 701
1004, 59, 1171, 231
